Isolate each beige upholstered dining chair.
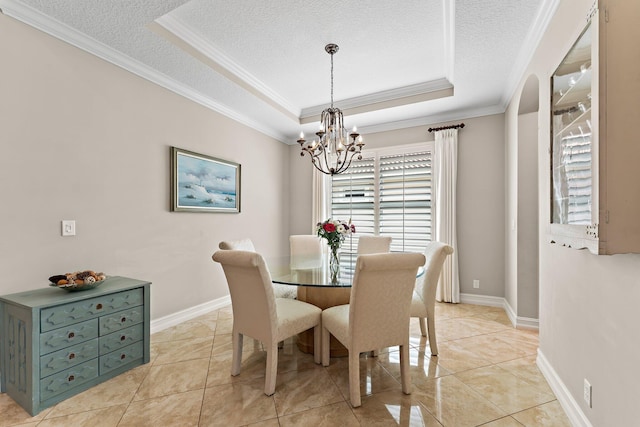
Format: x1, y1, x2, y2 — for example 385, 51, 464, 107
289, 235, 323, 269
218, 238, 255, 251
218, 238, 297, 299
321, 252, 425, 407
212, 250, 322, 396
410, 241, 454, 356
356, 235, 393, 357
357, 235, 392, 254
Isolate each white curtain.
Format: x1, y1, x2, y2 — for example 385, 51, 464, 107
311, 168, 329, 234
433, 129, 460, 303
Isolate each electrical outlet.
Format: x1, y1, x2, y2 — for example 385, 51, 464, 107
473, 279, 480, 289
61, 220, 76, 236
584, 379, 592, 408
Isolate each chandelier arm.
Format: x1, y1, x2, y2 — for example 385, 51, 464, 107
319, 122, 334, 173
311, 146, 332, 174
322, 143, 333, 174
335, 151, 351, 174
311, 157, 333, 175
337, 150, 360, 174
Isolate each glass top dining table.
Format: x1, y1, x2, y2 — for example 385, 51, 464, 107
267, 254, 355, 288
267, 253, 424, 288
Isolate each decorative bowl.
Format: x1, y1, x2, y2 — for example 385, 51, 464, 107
49, 279, 105, 292
48, 270, 107, 292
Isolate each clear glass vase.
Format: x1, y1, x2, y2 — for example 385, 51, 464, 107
329, 244, 340, 283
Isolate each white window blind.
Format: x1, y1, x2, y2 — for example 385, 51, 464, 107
379, 151, 432, 252
329, 144, 433, 259
559, 133, 592, 224
330, 156, 375, 260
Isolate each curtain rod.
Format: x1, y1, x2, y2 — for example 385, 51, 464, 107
428, 123, 465, 132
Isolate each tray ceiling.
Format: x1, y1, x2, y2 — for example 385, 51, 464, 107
0, 0, 555, 143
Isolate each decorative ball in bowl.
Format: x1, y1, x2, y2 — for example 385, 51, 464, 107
49, 270, 107, 292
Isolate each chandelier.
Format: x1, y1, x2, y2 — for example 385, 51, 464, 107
297, 43, 364, 175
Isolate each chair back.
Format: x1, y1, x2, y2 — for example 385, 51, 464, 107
218, 238, 256, 251
349, 252, 425, 351
357, 235, 392, 255
416, 241, 454, 305
289, 235, 323, 269
212, 250, 276, 342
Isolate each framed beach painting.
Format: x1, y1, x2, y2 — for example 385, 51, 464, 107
170, 147, 241, 213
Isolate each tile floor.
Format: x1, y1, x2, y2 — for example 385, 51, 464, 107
0, 303, 571, 426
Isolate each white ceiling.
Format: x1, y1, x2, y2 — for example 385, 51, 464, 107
1, 0, 556, 143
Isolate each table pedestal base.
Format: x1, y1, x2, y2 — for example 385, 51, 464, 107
296, 286, 350, 357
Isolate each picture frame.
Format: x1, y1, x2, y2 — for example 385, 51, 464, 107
170, 147, 241, 213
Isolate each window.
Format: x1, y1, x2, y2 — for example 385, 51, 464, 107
330, 143, 433, 258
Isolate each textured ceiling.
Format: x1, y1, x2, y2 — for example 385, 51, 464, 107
1, 0, 552, 143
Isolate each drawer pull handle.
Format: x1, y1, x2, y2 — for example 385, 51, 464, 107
68, 332, 75, 339
68, 375, 75, 382
120, 354, 126, 360
96, 303, 103, 310
120, 317, 126, 323
68, 353, 76, 360
120, 335, 126, 341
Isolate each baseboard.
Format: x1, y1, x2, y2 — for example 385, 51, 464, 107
461, 293, 539, 330
150, 295, 231, 334
151, 293, 538, 334
503, 299, 518, 327
459, 292, 504, 307
537, 349, 593, 427
514, 315, 539, 330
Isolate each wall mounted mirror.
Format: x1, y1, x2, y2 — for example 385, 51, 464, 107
550, 22, 593, 226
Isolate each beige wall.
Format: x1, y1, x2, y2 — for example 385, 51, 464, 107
289, 115, 507, 298
517, 112, 539, 320
506, 0, 640, 424
0, 15, 291, 319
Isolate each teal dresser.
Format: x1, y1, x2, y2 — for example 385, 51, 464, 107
0, 276, 151, 415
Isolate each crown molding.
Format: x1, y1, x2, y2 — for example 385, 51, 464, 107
154, 14, 300, 121
357, 103, 505, 136
0, 0, 288, 142
300, 78, 454, 122
500, 0, 561, 108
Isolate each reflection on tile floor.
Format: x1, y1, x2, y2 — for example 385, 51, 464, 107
0, 303, 571, 426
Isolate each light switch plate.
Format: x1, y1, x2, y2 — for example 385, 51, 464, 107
62, 220, 76, 236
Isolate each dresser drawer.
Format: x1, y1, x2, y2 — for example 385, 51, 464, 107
40, 339, 98, 378
40, 359, 99, 401
39, 318, 99, 354
40, 288, 143, 332
99, 323, 143, 355
99, 307, 143, 336
99, 342, 144, 376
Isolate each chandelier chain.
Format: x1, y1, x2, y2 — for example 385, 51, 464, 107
330, 50, 334, 108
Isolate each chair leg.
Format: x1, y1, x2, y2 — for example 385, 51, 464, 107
321, 326, 331, 367
426, 312, 438, 355
348, 350, 361, 407
231, 331, 243, 376
264, 341, 279, 396
419, 317, 427, 337
399, 343, 411, 395
313, 325, 321, 364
